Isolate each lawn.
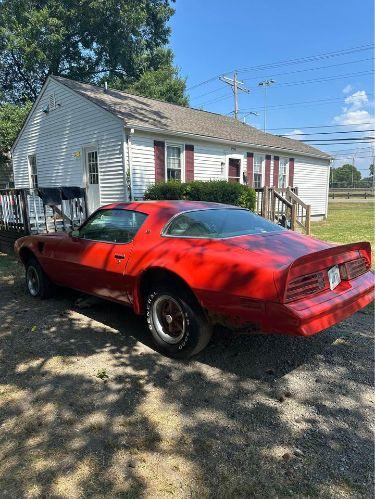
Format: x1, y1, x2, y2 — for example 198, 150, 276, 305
312, 202, 374, 247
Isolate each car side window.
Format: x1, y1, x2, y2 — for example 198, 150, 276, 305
78, 209, 147, 243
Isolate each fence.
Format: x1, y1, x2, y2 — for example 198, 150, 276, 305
0, 188, 87, 253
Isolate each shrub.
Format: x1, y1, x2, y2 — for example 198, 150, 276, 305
144, 180, 256, 211
144, 181, 185, 200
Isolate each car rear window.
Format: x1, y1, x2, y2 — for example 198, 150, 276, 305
164, 208, 284, 238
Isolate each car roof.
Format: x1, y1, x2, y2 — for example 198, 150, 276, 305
100, 200, 239, 216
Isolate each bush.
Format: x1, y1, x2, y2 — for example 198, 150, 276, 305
144, 180, 256, 211
143, 181, 185, 200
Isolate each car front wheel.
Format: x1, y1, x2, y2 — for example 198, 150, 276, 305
25, 257, 54, 299
146, 288, 212, 358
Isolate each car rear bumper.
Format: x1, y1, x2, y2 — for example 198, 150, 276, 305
265, 271, 374, 336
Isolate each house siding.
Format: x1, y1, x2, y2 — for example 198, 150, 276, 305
12, 79, 127, 206
128, 132, 330, 217
294, 156, 330, 217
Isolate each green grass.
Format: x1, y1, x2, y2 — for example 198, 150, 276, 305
312, 202, 374, 247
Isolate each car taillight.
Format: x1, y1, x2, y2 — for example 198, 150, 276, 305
285, 271, 326, 302
340, 257, 370, 280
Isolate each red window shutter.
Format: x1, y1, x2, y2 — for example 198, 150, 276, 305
265, 155, 271, 187
185, 144, 194, 181
289, 158, 295, 187
246, 152, 254, 186
154, 141, 165, 182
273, 156, 279, 187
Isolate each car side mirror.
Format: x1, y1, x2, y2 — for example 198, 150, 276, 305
70, 229, 80, 238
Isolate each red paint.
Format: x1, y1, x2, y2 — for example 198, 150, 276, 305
273, 156, 279, 187
246, 152, 254, 186
265, 155, 271, 186
185, 144, 194, 181
289, 158, 295, 187
14, 201, 374, 338
154, 141, 165, 182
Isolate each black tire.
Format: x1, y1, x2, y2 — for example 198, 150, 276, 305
146, 287, 212, 358
25, 257, 54, 299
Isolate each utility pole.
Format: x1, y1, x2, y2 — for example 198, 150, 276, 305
219, 72, 250, 120
258, 79, 276, 132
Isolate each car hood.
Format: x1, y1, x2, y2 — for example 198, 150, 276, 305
219, 230, 332, 270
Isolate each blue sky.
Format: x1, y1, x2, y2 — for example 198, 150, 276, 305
170, 0, 374, 176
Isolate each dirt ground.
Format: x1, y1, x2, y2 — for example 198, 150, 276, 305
0, 254, 374, 498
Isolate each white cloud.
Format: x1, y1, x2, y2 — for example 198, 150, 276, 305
288, 129, 305, 140
333, 89, 374, 130
342, 84, 353, 94
344, 90, 368, 110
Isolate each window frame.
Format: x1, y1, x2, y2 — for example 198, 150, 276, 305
75, 208, 148, 245
278, 157, 289, 188
253, 154, 265, 188
28, 154, 38, 189
165, 143, 184, 182
161, 207, 283, 240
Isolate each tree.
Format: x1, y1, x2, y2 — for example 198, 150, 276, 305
125, 65, 188, 106
0, 101, 32, 185
0, 0, 187, 105
370, 164, 374, 177
330, 163, 361, 187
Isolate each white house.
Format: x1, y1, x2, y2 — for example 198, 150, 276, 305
11, 76, 331, 219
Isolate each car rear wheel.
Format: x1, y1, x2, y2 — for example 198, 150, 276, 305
25, 257, 54, 299
146, 288, 212, 358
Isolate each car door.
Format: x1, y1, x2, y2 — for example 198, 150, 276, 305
53, 208, 148, 303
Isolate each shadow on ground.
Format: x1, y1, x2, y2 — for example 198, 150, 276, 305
0, 258, 373, 497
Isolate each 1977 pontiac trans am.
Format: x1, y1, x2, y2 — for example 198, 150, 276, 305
15, 201, 374, 358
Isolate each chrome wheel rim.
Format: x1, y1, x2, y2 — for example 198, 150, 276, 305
27, 266, 40, 296
152, 295, 185, 344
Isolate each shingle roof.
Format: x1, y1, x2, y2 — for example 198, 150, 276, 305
53, 76, 331, 159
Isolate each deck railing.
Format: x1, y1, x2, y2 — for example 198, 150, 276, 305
255, 186, 311, 234
0, 187, 87, 252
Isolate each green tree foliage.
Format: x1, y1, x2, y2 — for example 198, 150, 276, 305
0, 101, 32, 184
330, 163, 361, 187
370, 164, 374, 177
0, 0, 187, 105
126, 66, 188, 106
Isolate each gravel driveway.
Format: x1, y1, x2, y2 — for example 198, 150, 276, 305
0, 256, 374, 498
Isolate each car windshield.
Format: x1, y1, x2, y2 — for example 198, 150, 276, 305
164, 208, 284, 238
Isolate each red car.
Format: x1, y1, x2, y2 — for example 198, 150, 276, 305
15, 201, 374, 358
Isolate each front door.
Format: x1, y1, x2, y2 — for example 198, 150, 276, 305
85, 147, 100, 213
228, 158, 241, 183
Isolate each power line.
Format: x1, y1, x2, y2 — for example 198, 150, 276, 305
196, 70, 373, 107
282, 129, 375, 137
190, 57, 372, 101
239, 93, 374, 112
187, 43, 374, 91
304, 137, 374, 142
267, 122, 374, 131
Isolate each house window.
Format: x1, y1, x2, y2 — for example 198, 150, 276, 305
87, 150, 99, 184
278, 157, 289, 188
28, 154, 38, 188
166, 145, 182, 181
254, 154, 264, 188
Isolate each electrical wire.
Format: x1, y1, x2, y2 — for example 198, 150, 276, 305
187, 43, 374, 91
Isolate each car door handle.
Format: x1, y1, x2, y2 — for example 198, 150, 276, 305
114, 254, 125, 260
